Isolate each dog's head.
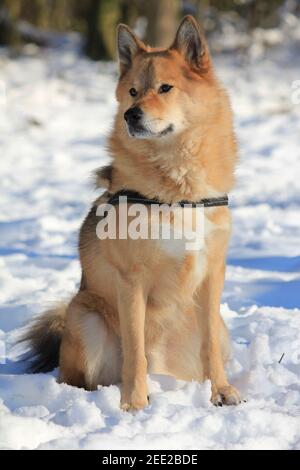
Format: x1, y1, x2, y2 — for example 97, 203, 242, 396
115, 16, 216, 141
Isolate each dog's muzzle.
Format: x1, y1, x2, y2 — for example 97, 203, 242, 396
124, 106, 143, 128
124, 106, 174, 138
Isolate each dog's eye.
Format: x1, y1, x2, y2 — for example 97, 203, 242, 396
129, 88, 138, 97
159, 84, 173, 94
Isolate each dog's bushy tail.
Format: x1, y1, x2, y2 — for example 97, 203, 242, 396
19, 304, 67, 373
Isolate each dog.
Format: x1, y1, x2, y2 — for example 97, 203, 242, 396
21, 16, 240, 410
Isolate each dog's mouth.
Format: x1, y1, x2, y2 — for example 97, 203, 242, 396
127, 124, 174, 139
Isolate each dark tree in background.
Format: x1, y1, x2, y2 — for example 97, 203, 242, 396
85, 0, 121, 60
0, 0, 22, 46
84, 0, 179, 59
144, 0, 179, 48
0, 0, 290, 58
85, 0, 110, 60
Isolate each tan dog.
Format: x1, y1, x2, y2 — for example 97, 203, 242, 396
22, 16, 240, 410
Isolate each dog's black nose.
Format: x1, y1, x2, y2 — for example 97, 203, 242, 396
124, 106, 143, 123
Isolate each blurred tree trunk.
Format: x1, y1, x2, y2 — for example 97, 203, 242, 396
50, 0, 72, 31
120, 0, 139, 29
0, 0, 22, 46
85, 0, 121, 60
85, 0, 108, 60
145, 0, 179, 48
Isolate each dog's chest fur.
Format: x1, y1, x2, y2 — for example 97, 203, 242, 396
147, 207, 227, 308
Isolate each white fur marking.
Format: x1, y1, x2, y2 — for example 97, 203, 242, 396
80, 312, 121, 388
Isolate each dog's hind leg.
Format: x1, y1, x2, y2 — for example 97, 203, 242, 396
59, 292, 121, 390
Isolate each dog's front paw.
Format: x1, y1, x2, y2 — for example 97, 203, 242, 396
121, 387, 149, 412
211, 385, 241, 407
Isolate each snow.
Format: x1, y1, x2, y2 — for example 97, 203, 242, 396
0, 31, 300, 449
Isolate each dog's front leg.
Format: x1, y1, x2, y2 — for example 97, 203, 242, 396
117, 274, 148, 411
196, 257, 241, 406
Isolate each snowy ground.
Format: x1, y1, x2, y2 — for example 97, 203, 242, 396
0, 32, 300, 450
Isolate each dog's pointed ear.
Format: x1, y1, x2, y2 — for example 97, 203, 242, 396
117, 24, 144, 75
171, 16, 209, 70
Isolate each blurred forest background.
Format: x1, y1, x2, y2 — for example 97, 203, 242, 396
0, 0, 299, 59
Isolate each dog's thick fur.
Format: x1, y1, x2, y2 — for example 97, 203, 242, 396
21, 16, 240, 409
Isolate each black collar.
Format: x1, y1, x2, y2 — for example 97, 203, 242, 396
107, 190, 228, 208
